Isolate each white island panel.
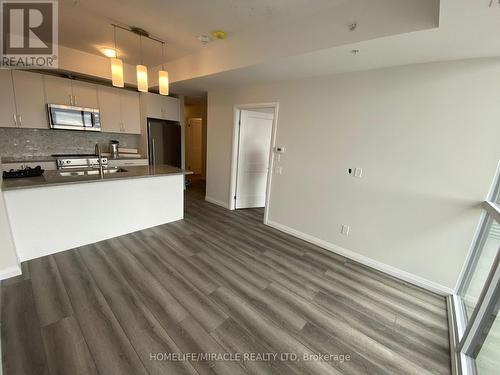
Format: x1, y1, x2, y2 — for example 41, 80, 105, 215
4, 174, 184, 261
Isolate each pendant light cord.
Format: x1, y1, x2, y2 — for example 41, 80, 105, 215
139, 35, 143, 65
113, 25, 118, 58
162, 42, 165, 70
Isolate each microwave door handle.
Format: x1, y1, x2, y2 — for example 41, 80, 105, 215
48, 107, 55, 127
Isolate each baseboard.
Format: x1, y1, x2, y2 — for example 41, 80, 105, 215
266, 220, 454, 296
205, 196, 230, 209
0, 265, 21, 281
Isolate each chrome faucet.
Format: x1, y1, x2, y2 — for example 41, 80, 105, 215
95, 143, 104, 177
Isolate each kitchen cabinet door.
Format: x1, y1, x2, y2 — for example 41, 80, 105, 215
43, 75, 73, 105
0, 71, 17, 128
98, 86, 122, 133
142, 92, 180, 121
162, 96, 180, 122
120, 90, 141, 134
12, 71, 49, 129
142, 92, 164, 119
72, 80, 98, 108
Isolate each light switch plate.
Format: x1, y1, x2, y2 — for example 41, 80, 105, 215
341, 224, 350, 236
354, 168, 363, 178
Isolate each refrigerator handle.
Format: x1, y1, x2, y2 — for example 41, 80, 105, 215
151, 138, 156, 166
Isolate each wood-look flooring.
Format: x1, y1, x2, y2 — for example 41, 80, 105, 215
1, 185, 451, 375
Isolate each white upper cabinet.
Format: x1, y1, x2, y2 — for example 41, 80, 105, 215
120, 90, 141, 134
0, 71, 146, 133
43, 75, 73, 106
97, 86, 122, 133
71, 80, 98, 108
43, 75, 98, 108
12, 70, 48, 129
142, 92, 180, 122
97, 86, 140, 134
0, 70, 17, 128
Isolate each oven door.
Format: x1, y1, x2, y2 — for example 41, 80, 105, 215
48, 104, 101, 131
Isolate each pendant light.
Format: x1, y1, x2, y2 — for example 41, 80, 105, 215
158, 42, 169, 96
136, 35, 148, 92
110, 25, 124, 87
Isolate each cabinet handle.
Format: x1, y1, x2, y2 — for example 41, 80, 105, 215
73, 95, 76, 105
13, 114, 17, 127
69, 94, 73, 105
17, 115, 22, 127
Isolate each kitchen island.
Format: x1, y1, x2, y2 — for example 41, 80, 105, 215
2, 165, 192, 261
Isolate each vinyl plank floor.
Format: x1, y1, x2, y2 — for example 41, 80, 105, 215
1, 187, 451, 375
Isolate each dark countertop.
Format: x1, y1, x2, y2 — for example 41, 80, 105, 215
2, 156, 57, 163
1, 156, 148, 163
1, 165, 192, 191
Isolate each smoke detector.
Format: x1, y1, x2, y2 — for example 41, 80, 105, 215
197, 35, 212, 44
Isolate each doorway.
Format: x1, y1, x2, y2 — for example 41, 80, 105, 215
184, 96, 207, 195
186, 118, 203, 174
229, 103, 279, 220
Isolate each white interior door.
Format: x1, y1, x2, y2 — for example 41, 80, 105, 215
235, 109, 273, 209
186, 118, 203, 174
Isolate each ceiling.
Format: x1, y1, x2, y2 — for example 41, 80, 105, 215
170, 0, 500, 94
59, 0, 339, 67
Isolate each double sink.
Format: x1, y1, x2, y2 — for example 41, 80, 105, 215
58, 167, 128, 177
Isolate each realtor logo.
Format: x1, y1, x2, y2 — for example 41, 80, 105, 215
1, 0, 58, 68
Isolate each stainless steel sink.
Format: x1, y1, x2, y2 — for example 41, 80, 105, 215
58, 168, 128, 177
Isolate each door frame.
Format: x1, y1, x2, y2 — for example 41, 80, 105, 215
185, 117, 203, 174
228, 102, 279, 224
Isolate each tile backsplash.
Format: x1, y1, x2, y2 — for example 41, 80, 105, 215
0, 128, 141, 158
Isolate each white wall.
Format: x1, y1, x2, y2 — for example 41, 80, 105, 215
0, 187, 20, 279
206, 58, 500, 291
59, 45, 137, 85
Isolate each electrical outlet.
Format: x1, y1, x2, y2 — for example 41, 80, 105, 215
275, 166, 283, 175
341, 225, 350, 236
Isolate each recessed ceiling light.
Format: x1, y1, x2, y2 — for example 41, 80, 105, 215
100, 47, 118, 58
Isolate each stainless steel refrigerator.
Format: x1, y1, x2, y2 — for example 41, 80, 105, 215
147, 118, 181, 167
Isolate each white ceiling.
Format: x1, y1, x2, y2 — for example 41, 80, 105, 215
170, 0, 500, 94
59, 0, 339, 66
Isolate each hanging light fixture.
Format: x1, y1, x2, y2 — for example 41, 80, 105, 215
110, 25, 124, 87
158, 42, 169, 96
136, 35, 148, 92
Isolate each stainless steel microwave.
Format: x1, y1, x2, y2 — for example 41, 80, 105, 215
48, 104, 101, 131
